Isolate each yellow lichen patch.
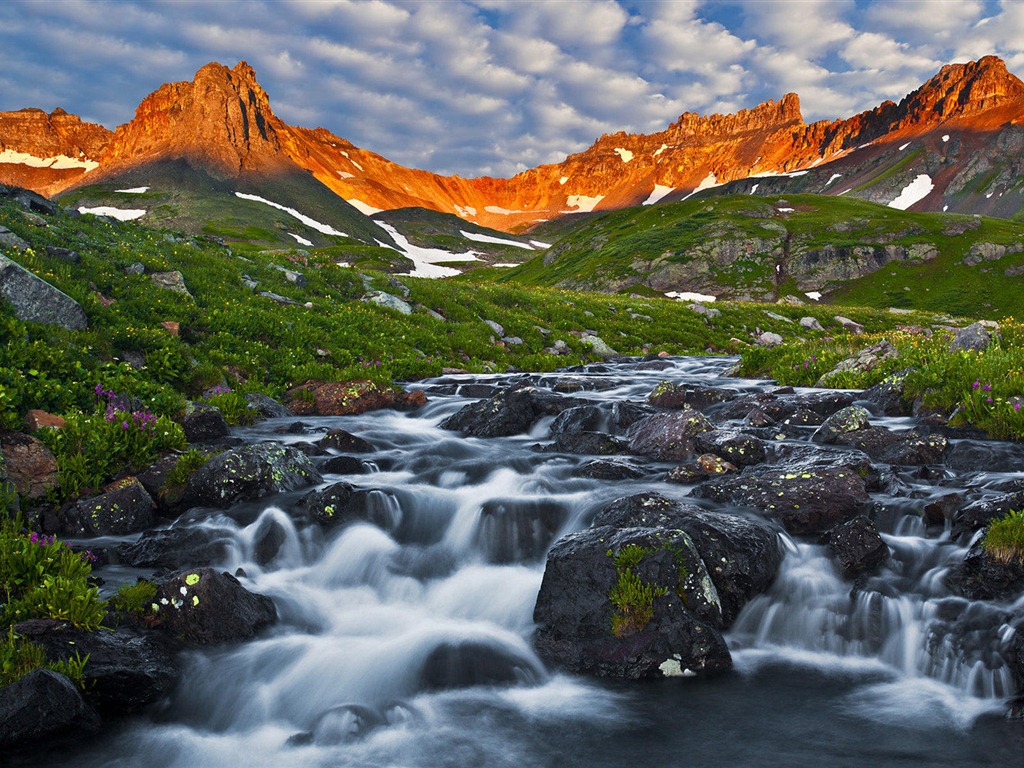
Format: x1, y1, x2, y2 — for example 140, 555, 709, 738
185, 573, 201, 586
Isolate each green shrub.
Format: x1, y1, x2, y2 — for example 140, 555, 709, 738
111, 579, 159, 617
982, 509, 1024, 563
164, 448, 212, 489
607, 545, 668, 637
0, 627, 88, 688
202, 388, 255, 425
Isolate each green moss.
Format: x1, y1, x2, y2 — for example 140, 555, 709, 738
111, 579, 159, 617
982, 509, 1024, 563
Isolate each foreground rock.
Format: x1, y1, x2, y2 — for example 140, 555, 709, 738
286, 380, 426, 417
61, 478, 156, 536
152, 568, 276, 644
946, 544, 1024, 601
184, 442, 321, 508
534, 525, 731, 679
692, 465, 872, 535
822, 516, 890, 578
0, 669, 99, 748
0, 253, 88, 330
626, 408, 715, 461
442, 384, 584, 437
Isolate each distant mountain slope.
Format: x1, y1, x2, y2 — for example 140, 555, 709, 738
498, 194, 1024, 318
1, 57, 1022, 232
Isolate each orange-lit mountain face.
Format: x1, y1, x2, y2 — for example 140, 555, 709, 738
1, 57, 1023, 232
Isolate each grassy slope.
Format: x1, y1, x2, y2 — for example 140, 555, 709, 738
499, 194, 1024, 318
0, 197, 944, 430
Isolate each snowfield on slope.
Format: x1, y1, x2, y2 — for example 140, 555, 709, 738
234, 192, 347, 236
376, 221, 479, 278
888, 175, 934, 210
460, 230, 534, 250
78, 206, 146, 221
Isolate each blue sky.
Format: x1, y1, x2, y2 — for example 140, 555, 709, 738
1, 0, 1022, 177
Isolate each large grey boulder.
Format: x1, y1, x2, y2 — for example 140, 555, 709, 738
0, 254, 87, 330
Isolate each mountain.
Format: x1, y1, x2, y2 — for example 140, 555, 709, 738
1, 57, 1022, 234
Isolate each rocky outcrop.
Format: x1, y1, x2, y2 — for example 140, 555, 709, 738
62, 478, 156, 536
0, 669, 100, 748
0, 254, 88, 331
0, 432, 58, 500
286, 380, 426, 417
441, 384, 584, 437
184, 442, 321, 507
151, 568, 276, 644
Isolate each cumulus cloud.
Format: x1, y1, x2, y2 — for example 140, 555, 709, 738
0, 0, 1022, 177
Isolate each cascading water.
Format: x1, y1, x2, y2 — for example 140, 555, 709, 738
21, 358, 1024, 767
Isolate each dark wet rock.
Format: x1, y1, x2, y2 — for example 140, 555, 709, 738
245, 393, 294, 419
317, 429, 374, 453
152, 568, 275, 644
922, 493, 965, 527
571, 458, 649, 480
533, 525, 731, 679
420, 640, 542, 690
951, 491, 1024, 541
646, 381, 734, 411
441, 384, 584, 437
626, 408, 715, 461
946, 545, 1024, 602
253, 517, 288, 565
860, 367, 915, 416
693, 429, 767, 467
812, 405, 872, 444
181, 402, 229, 443
592, 493, 782, 624
0, 253, 88, 331
948, 322, 992, 353
184, 442, 321, 508
790, 391, 857, 418
666, 454, 739, 484
291, 441, 328, 458
945, 441, 1024, 473
822, 516, 890, 578
692, 465, 872, 535
117, 526, 230, 569
544, 431, 628, 455
299, 704, 388, 745
16, 620, 180, 713
743, 407, 775, 428
64, 479, 156, 536
275, 421, 311, 435
134, 453, 189, 514
0, 431, 58, 500
549, 402, 653, 436
476, 499, 568, 563
718, 391, 853, 424
301, 482, 401, 531
320, 455, 371, 475
0, 669, 99, 748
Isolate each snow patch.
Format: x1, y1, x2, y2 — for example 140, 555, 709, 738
839, 188, 853, 195
559, 176, 569, 185
899, 142, 911, 151
337, 171, 354, 179
455, 205, 478, 218
777, 207, 795, 213
529, 240, 552, 249
682, 172, 718, 200
351, 160, 364, 172
942, 135, 950, 143
751, 184, 759, 194
115, 186, 149, 194
234, 192, 347, 237
787, 170, 809, 177
887, 174, 933, 210
943, 205, 949, 211
666, 291, 716, 302
347, 198, 383, 216
613, 148, 634, 163
375, 221, 478, 279
289, 233, 313, 246
0, 149, 98, 171
565, 195, 604, 213
642, 184, 674, 206
986, 192, 994, 199
484, 205, 525, 215
78, 206, 146, 221
492, 263, 518, 268
460, 230, 534, 250
805, 291, 822, 301
824, 174, 842, 187
653, 144, 669, 157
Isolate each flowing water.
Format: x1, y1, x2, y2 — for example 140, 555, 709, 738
23, 358, 1024, 766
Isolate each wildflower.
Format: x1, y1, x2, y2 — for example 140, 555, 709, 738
122, 421, 130, 430
1015, 403, 1022, 412
983, 384, 992, 391
972, 380, 980, 390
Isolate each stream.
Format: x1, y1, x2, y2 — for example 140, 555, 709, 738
20, 357, 1024, 766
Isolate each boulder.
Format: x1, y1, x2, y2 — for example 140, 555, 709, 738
692, 465, 872, 535
666, 454, 739, 484
150, 270, 192, 298
15, 620, 180, 713
361, 291, 412, 315
591, 493, 783, 624
951, 491, 1024, 541
571, 459, 649, 480
812, 406, 872, 444
580, 334, 618, 356
815, 341, 898, 386
483, 319, 505, 336
64, 478, 156, 536
286, 380, 426, 417
948, 322, 991, 353
799, 316, 824, 331
693, 429, 767, 467
549, 402, 653, 435
271, 265, 306, 287
646, 381, 734, 411
533, 525, 731, 679
834, 316, 864, 333
441, 385, 584, 437
420, 640, 542, 691
946, 544, 1024, 601
822, 516, 890, 578
316, 429, 374, 453
860, 367, 915, 416
301, 482, 401, 531
320, 455, 371, 475
755, 331, 784, 347
0, 253, 87, 330
181, 402, 229, 442
23, 409, 65, 432
151, 568, 275, 644
184, 442, 321, 508
0, 669, 99, 748
0, 432, 58, 500
544, 431, 628, 455
830, 427, 948, 465
117, 526, 231, 569
0, 228, 30, 251
244, 393, 294, 419
626, 409, 715, 461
